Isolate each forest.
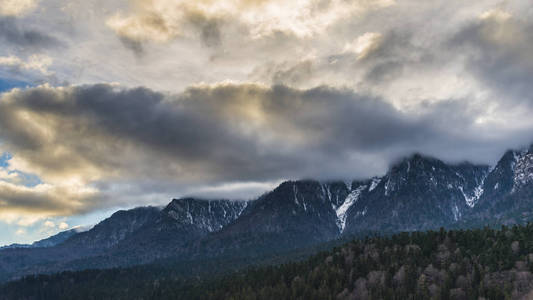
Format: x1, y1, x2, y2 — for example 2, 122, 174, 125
2, 224, 533, 299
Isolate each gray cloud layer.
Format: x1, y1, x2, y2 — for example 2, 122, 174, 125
0, 17, 60, 50
1, 82, 532, 216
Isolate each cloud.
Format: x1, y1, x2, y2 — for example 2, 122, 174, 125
0, 180, 99, 216
43, 220, 54, 228
449, 8, 533, 107
343, 32, 383, 60
0, 83, 465, 184
0, 17, 60, 50
0, 0, 38, 17
0, 54, 52, 75
1, 82, 532, 220
106, 0, 395, 46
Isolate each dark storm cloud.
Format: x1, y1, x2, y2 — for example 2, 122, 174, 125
0, 83, 497, 185
0, 17, 60, 49
3, 81, 533, 215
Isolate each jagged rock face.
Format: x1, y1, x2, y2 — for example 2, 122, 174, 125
343, 155, 489, 235
160, 198, 247, 233
108, 198, 250, 263
322, 181, 350, 209
472, 145, 533, 221
196, 180, 346, 256
507, 145, 533, 193
478, 150, 519, 203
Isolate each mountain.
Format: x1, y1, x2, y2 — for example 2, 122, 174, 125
4, 143, 533, 283
107, 198, 249, 262
343, 154, 489, 235
31, 228, 85, 248
469, 144, 533, 224
194, 180, 348, 257
0, 200, 249, 281
0, 207, 160, 281
0, 228, 86, 251
57, 206, 161, 253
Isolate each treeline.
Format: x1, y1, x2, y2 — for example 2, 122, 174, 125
3, 225, 533, 299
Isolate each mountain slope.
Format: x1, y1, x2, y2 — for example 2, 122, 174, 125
194, 180, 348, 258
60, 206, 161, 253
343, 154, 489, 235
0, 199, 250, 281
0, 206, 161, 282
0, 228, 84, 251
468, 145, 533, 224
106, 198, 249, 262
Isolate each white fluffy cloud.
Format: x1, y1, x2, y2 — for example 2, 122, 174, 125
0, 54, 52, 74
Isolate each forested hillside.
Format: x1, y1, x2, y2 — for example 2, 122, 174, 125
3, 224, 533, 299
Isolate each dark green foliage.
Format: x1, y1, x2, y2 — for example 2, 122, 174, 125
3, 224, 533, 299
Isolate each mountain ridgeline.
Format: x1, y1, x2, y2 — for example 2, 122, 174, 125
3, 144, 533, 282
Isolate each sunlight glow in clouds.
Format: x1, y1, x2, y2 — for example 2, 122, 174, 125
0, 0, 38, 16
1, 0, 533, 245
0, 55, 52, 75
107, 0, 396, 43
343, 32, 383, 60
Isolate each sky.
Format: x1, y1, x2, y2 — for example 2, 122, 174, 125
0, 0, 533, 245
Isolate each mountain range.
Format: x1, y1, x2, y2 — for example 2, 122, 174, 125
2, 143, 533, 282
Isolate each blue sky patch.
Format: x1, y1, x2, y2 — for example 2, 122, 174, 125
0, 152, 12, 168
0, 78, 29, 93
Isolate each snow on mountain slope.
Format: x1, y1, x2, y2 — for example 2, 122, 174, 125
512, 149, 533, 192
163, 198, 248, 233
335, 184, 367, 232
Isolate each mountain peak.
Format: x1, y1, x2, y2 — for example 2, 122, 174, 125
390, 153, 444, 172
162, 197, 248, 233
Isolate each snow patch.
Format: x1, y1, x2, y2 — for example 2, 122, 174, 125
369, 177, 382, 192
293, 185, 299, 205
458, 169, 489, 208
452, 203, 461, 221
512, 151, 533, 192
459, 184, 484, 208
335, 185, 367, 233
